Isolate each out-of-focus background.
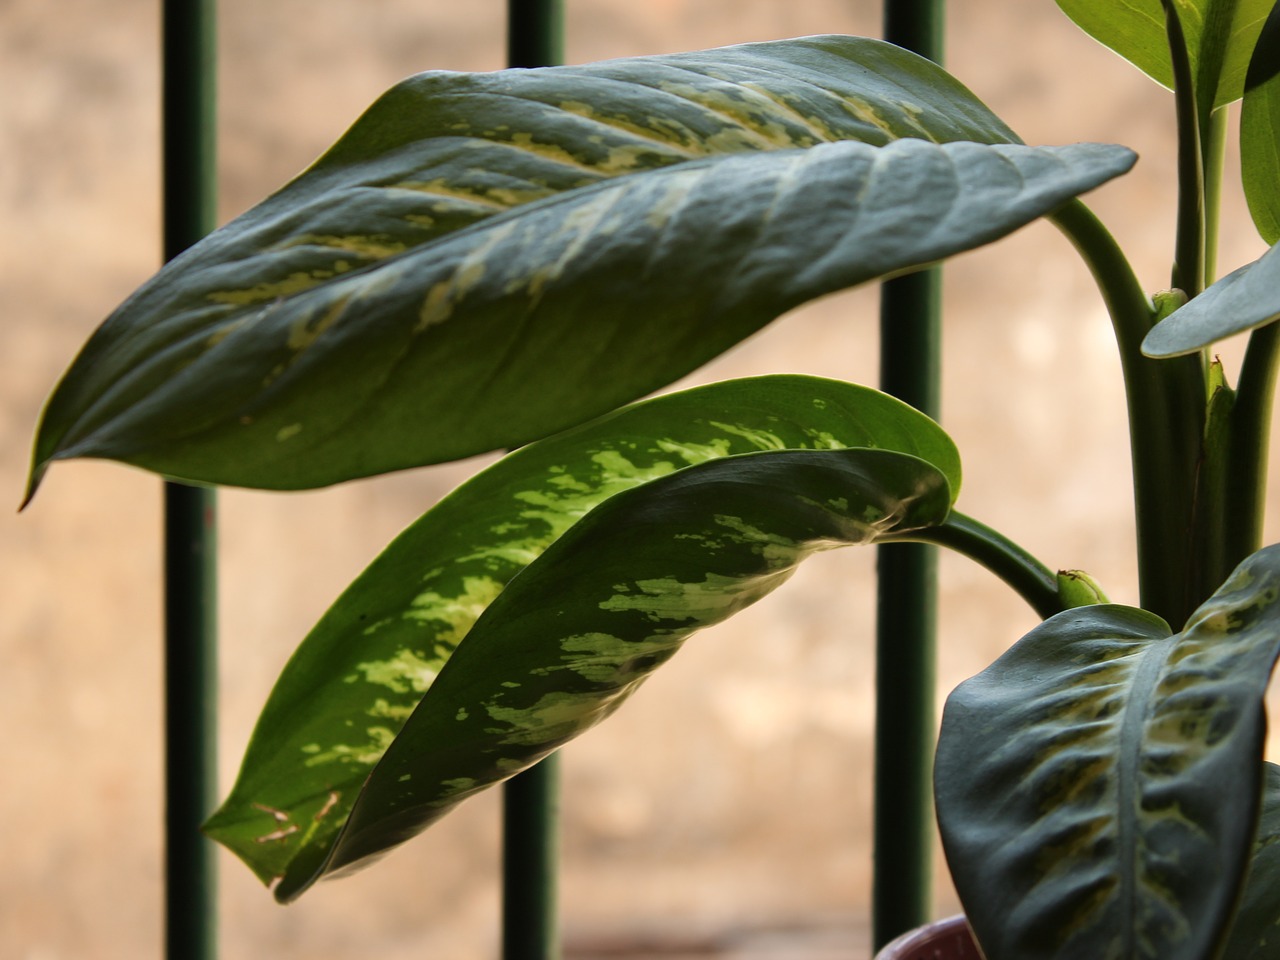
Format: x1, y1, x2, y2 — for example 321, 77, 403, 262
3, 1, 1274, 957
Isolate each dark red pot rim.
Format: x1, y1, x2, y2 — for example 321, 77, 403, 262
873, 914, 981, 959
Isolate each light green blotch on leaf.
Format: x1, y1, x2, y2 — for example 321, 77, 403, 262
654, 437, 734, 465
557, 631, 682, 684
712, 515, 809, 566
506, 450, 681, 544
804, 430, 850, 450
485, 687, 633, 745
403, 575, 506, 649
301, 726, 396, 768
599, 568, 797, 626
705, 421, 788, 451
355, 648, 442, 695
368, 698, 414, 721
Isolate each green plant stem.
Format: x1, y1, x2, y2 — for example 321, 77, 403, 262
1226, 322, 1280, 566
1051, 200, 1207, 626
1164, 0, 1206, 297
889, 513, 1063, 619
1188, 361, 1232, 613
1201, 107, 1229, 286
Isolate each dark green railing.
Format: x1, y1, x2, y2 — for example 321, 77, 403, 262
159, 2, 942, 957
501, 10, 566, 960
874, 4, 945, 951
161, 2, 219, 959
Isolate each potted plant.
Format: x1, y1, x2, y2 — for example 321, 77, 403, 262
24, 0, 1280, 955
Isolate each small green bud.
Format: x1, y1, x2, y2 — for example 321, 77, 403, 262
1056, 569, 1109, 608
1151, 288, 1189, 323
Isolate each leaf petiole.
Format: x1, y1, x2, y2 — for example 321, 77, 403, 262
885, 511, 1065, 619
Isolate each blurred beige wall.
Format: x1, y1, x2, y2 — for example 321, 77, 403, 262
3, 1, 1273, 958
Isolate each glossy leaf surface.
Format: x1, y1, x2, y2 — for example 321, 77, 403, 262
936, 544, 1280, 960
1142, 240, 1280, 355
1221, 762, 1280, 958
1243, 0, 1280, 244
1055, 0, 1274, 109
27, 36, 1133, 497
29, 35, 1014, 500
203, 374, 958, 899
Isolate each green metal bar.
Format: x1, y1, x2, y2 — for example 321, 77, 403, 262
162, 2, 219, 958
503, 753, 563, 960
507, 0, 565, 67
874, 0, 944, 949
502, 6, 564, 959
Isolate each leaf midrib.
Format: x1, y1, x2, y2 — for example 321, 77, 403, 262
1116, 634, 1177, 954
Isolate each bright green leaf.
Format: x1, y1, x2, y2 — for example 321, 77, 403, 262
1242, 1, 1280, 244
936, 543, 1280, 960
1055, 0, 1273, 109
201, 374, 958, 899
1142, 240, 1280, 356
1221, 762, 1280, 958
27, 134, 1131, 498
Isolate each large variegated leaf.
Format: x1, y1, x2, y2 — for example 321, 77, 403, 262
28, 35, 1015, 502
1142, 240, 1280, 356
1242, 0, 1280, 244
1055, 0, 1274, 110
26, 135, 1131, 498
936, 543, 1280, 960
1221, 762, 1280, 958
202, 374, 958, 900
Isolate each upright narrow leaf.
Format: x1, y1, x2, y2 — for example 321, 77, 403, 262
27, 137, 1132, 496
201, 374, 960, 899
1055, 0, 1273, 108
1242, 0, 1280, 244
936, 544, 1280, 960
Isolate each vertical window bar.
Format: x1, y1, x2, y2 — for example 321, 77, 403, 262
501, 11, 565, 960
162, 2, 219, 958
873, 0, 944, 950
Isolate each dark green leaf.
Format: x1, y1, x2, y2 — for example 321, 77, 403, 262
936, 544, 1280, 960
29, 35, 1014, 503
1055, 0, 1273, 109
28, 135, 1131, 497
201, 374, 957, 899
1221, 762, 1280, 958
1242, 0, 1280, 244
1142, 240, 1280, 356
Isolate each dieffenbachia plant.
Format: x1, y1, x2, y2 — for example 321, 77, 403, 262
23, 7, 1280, 956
